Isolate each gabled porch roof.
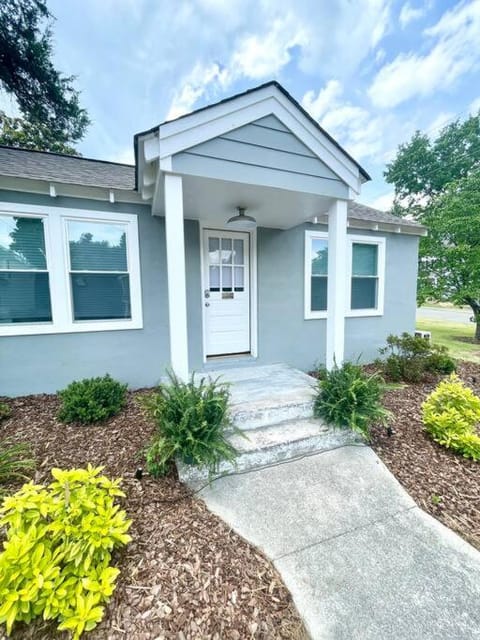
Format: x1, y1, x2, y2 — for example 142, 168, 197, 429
134, 82, 371, 224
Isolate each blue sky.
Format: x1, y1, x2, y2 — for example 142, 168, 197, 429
10, 0, 480, 208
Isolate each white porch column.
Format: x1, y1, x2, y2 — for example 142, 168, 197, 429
326, 199, 348, 370
164, 173, 189, 380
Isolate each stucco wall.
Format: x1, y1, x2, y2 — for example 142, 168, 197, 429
0, 190, 419, 395
0, 191, 200, 396
255, 224, 418, 370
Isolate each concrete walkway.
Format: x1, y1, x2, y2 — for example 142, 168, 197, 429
199, 445, 480, 639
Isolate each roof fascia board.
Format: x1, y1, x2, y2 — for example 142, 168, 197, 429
0, 176, 146, 205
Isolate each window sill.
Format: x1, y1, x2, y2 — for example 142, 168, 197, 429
346, 309, 384, 318
0, 318, 143, 337
304, 309, 384, 320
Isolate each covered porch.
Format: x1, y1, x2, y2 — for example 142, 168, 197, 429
134, 82, 371, 379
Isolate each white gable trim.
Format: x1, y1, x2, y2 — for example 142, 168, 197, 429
140, 85, 364, 194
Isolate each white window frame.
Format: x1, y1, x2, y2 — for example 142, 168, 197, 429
346, 234, 385, 318
304, 230, 386, 320
0, 202, 143, 336
304, 229, 328, 320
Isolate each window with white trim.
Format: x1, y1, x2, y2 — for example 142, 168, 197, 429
304, 230, 385, 319
0, 204, 142, 336
0, 214, 52, 324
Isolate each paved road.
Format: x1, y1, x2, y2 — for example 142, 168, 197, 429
417, 306, 472, 324
200, 446, 480, 639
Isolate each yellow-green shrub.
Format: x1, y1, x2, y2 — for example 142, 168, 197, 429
422, 374, 480, 461
0, 465, 131, 638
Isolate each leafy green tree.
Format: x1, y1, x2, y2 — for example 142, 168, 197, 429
385, 113, 480, 210
385, 113, 480, 341
0, 0, 89, 154
419, 172, 480, 340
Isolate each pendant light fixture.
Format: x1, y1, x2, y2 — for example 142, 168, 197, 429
226, 206, 257, 229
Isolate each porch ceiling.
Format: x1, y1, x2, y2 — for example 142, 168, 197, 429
153, 174, 334, 229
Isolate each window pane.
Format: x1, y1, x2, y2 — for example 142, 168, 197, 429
68, 220, 128, 271
0, 215, 47, 270
222, 266, 232, 291
352, 243, 377, 276
209, 266, 220, 291
234, 266, 244, 291
208, 237, 220, 264
233, 239, 244, 265
71, 274, 131, 320
351, 277, 377, 309
311, 276, 327, 311
311, 239, 328, 275
0, 272, 52, 323
221, 238, 232, 264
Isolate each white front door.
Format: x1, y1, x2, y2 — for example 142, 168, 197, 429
203, 229, 250, 356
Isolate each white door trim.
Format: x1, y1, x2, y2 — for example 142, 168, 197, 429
199, 220, 257, 362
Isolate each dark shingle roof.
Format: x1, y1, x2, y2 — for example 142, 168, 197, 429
348, 201, 423, 229
0, 146, 423, 231
0, 146, 135, 190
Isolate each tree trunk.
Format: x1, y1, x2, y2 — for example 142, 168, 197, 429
465, 298, 480, 342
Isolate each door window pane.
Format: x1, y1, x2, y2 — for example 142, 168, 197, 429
352, 243, 377, 276
67, 220, 127, 271
234, 266, 244, 291
209, 266, 220, 291
208, 237, 220, 264
221, 238, 232, 264
222, 266, 232, 291
351, 277, 377, 309
233, 239, 244, 265
71, 274, 131, 320
0, 272, 52, 323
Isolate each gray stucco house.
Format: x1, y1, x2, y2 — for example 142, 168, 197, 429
0, 82, 424, 396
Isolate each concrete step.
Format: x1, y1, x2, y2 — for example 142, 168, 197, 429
176, 418, 363, 489
230, 396, 315, 431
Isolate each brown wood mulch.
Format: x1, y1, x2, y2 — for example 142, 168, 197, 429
369, 361, 480, 550
0, 391, 306, 640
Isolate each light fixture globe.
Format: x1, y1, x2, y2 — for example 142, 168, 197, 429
227, 207, 256, 229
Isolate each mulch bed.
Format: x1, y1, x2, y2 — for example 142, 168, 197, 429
369, 361, 480, 550
0, 391, 306, 640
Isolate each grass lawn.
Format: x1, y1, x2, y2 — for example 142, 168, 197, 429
417, 318, 480, 363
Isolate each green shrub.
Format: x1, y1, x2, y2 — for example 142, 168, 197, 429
142, 372, 236, 476
0, 438, 35, 493
422, 374, 480, 461
0, 401, 11, 422
0, 465, 131, 638
314, 362, 392, 439
58, 374, 127, 424
377, 333, 456, 383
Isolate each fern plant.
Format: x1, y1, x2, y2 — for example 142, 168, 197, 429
314, 362, 392, 439
0, 438, 35, 494
141, 372, 237, 476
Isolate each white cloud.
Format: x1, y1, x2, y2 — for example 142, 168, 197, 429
364, 191, 395, 211
427, 111, 455, 136
399, 2, 427, 28
302, 81, 392, 160
369, 0, 480, 108
162, 0, 391, 120
470, 96, 480, 115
